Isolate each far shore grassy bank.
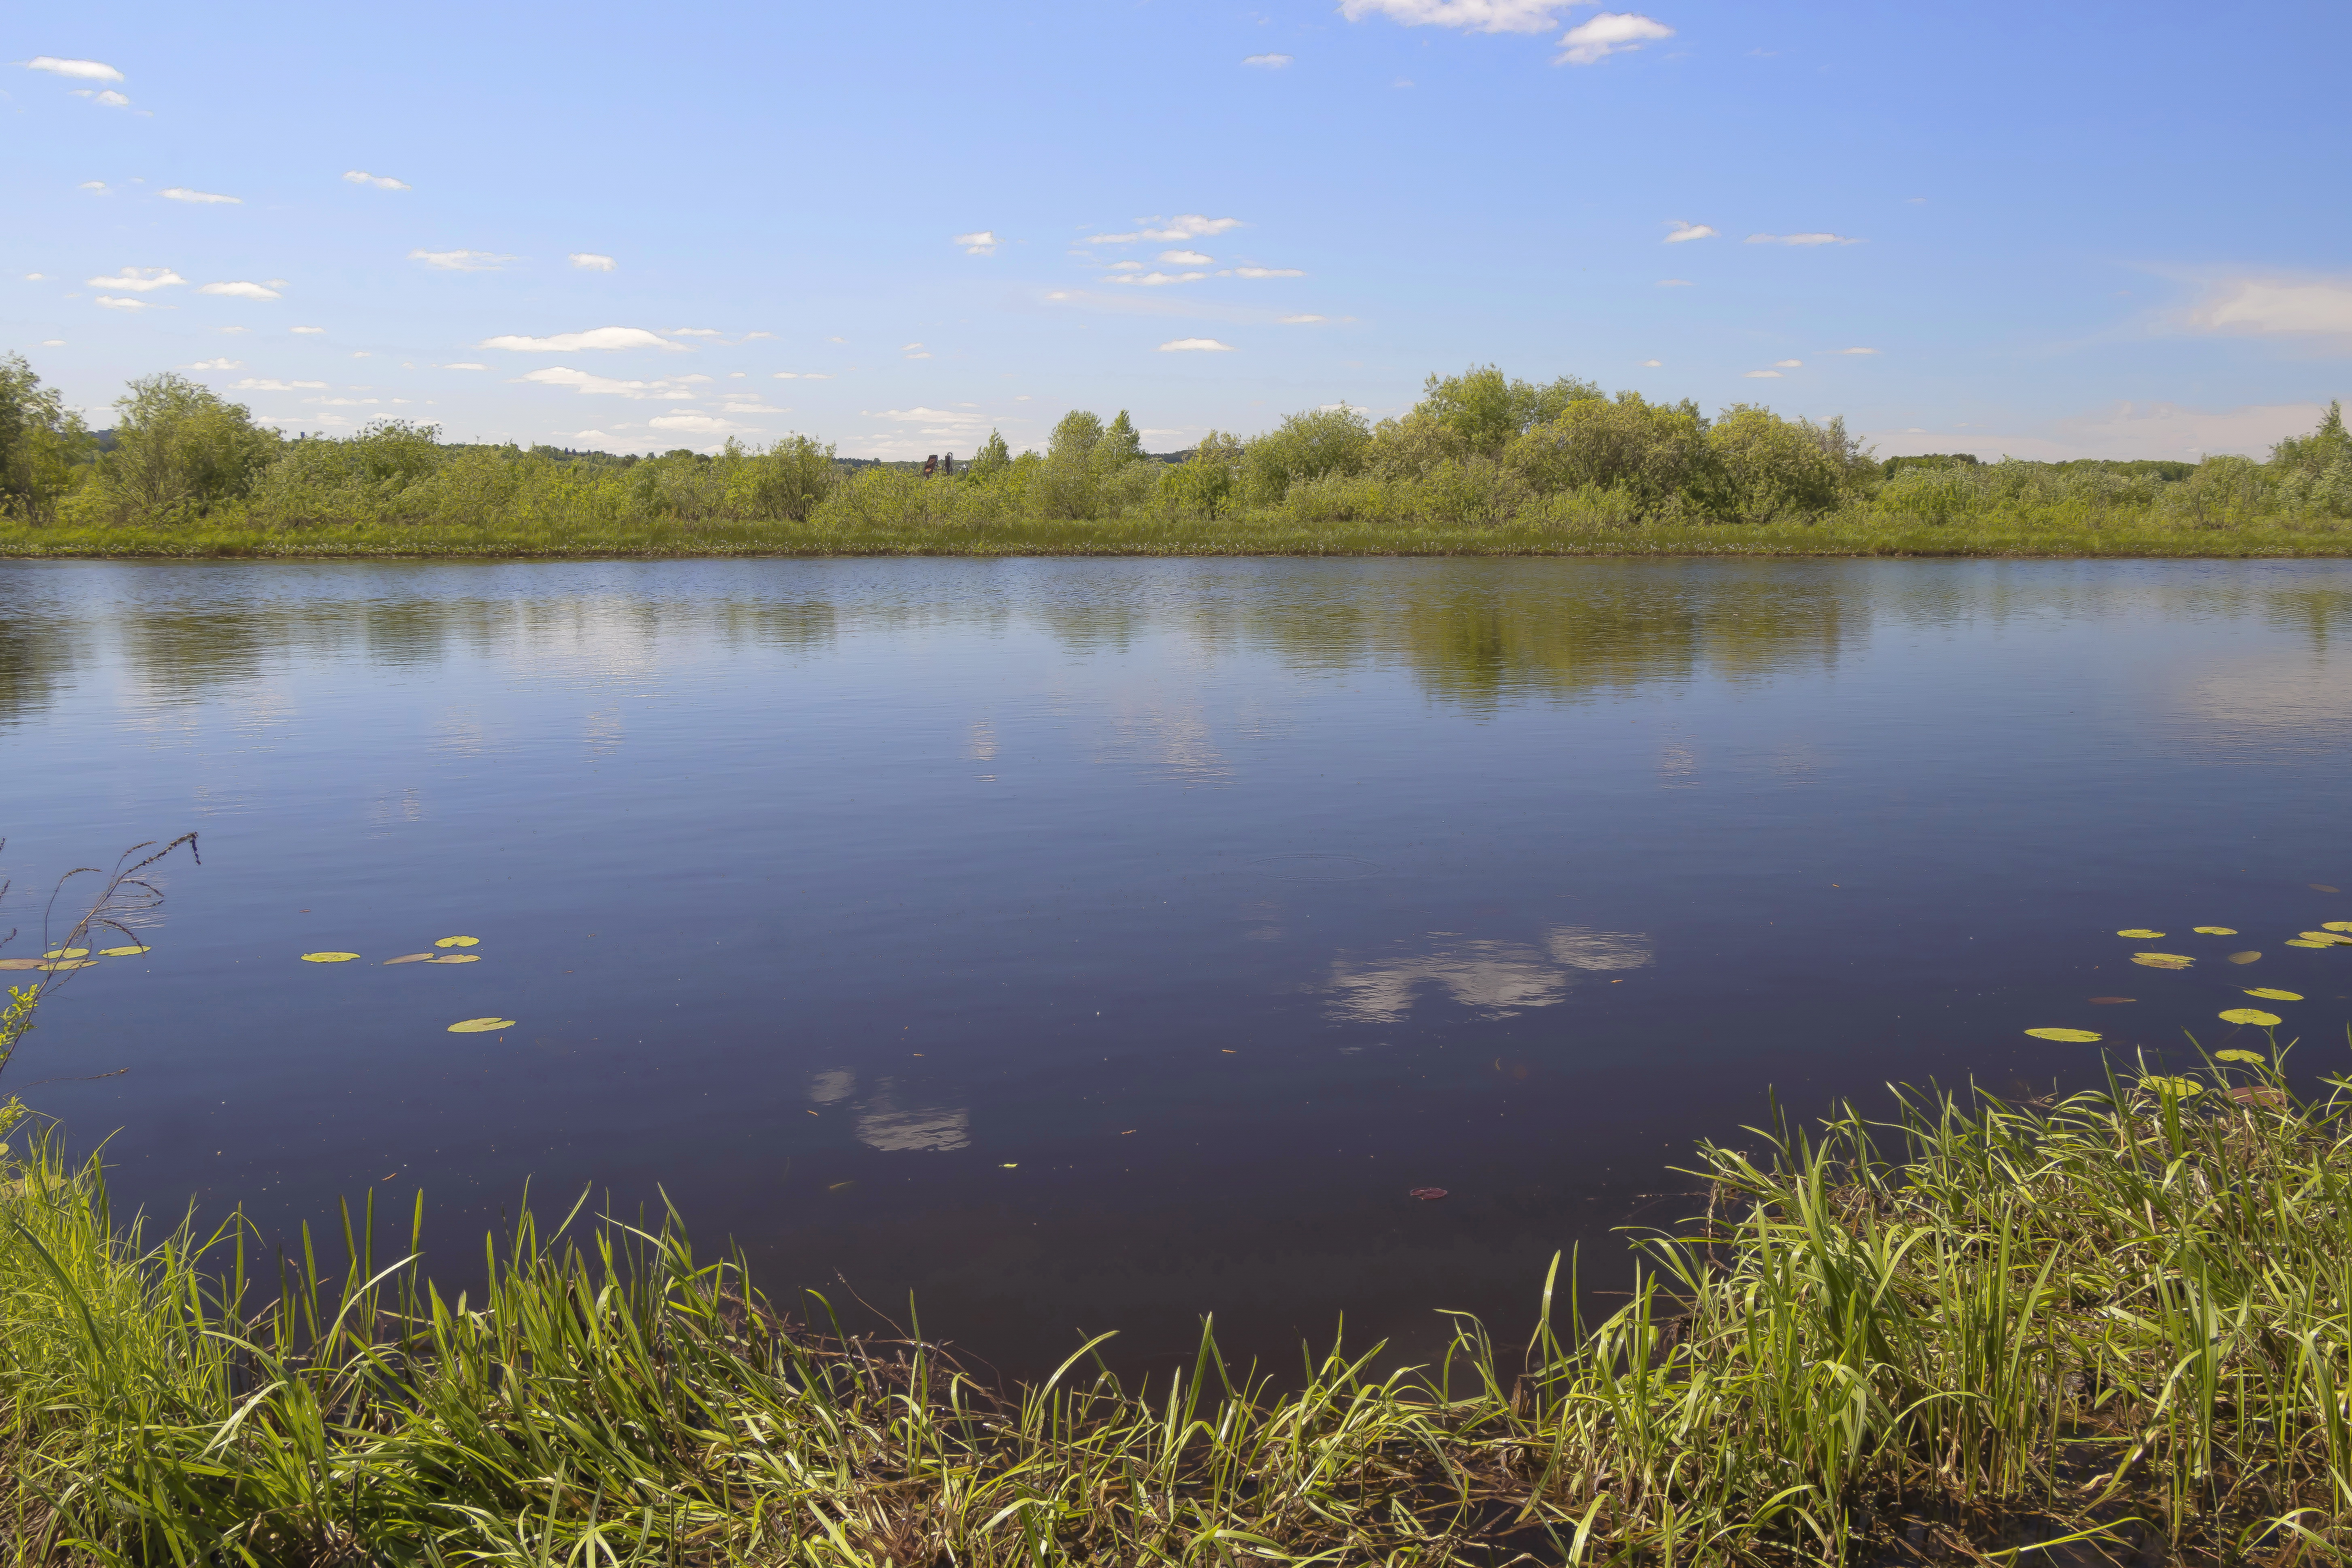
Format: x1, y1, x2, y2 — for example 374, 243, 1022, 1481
5, 1057, 2349, 1565
8, 510, 2352, 560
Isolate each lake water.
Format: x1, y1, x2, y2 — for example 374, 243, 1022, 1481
4, 557, 2350, 1375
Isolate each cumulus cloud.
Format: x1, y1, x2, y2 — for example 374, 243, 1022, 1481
872, 406, 986, 424
1745, 232, 1861, 245
1774, 358, 1803, 367
94, 295, 151, 310
1109, 270, 1207, 287
481, 326, 678, 352
290, 325, 325, 334
1281, 314, 1329, 324
343, 170, 409, 190
231, 378, 327, 391
647, 413, 751, 434
1556, 13, 1673, 64
2188, 278, 2352, 338
27, 56, 123, 80
1160, 249, 1214, 265
24, 273, 47, 281
161, 188, 240, 204
83, 89, 131, 107
201, 280, 280, 299
570, 252, 617, 270
1663, 221, 1715, 243
88, 267, 184, 292
1642, 358, 1662, 366
411, 249, 515, 271
1086, 215, 1243, 244
79, 181, 107, 192
1159, 338, 1235, 352
442, 362, 488, 370
1338, 0, 1571, 33
953, 230, 997, 255
182, 358, 241, 370
1226, 266, 1305, 278
516, 366, 695, 399
1243, 52, 1293, 66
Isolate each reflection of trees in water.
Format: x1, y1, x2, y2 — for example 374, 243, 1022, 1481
0, 617, 75, 727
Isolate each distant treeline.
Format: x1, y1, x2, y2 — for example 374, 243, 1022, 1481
4, 353, 2348, 532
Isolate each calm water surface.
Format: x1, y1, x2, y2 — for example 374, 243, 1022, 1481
4, 558, 2350, 1373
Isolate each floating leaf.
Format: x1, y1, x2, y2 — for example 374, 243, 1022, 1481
2245, 988, 2303, 1001
2323, 922, 2352, 934
2115, 928, 2164, 939
381, 953, 434, 965
2140, 1075, 2202, 1098
2026, 1027, 2102, 1042
2130, 952, 2193, 969
40, 948, 89, 960
0, 958, 45, 971
1000, 1163, 1018, 1169
446, 1017, 514, 1033
2193, 926, 2237, 935
36, 959, 96, 971
424, 954, 480, 965
300, 952, 359, 963
98, 945, 150, 956
434, 935, 480, 949
2087, 996, 2135, 1004
2219, 1008, 2282, 1026
2227, 951, 2262, 964
1409, 1188, 1449, 1201
2216, 1048, 2266, 1063
2288, 939, 2332, 949
2314, 884, 2342, 893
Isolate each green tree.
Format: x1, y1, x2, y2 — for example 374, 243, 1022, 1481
969, 428, 1012, 478
1037, 409, 1105, 517
1505, 392, 1705, 511
742, 434, 839, 520
1242, 404, 1372, 501
0, 353, 92, 522
1097, 410, 1143, 468
1415, 365, 1603, 458
104, 373, 277, 514
1164, 431, 1244, 516
1703, 405, 1846, 519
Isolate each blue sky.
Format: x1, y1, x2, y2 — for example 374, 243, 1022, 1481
7, 0, 2348, 461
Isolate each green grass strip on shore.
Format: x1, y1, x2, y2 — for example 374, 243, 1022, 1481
4, 1055, 2349, 1564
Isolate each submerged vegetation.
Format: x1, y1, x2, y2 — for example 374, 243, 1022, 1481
4, 354, 2351, 555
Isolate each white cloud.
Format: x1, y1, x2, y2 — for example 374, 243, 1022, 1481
28, 56, 123, 80
291, 325, 325, 334
1745, 232, 1861, 246
1742, 370, 1783, 378
953, 230, 997, 255
1160, 249, 1214, 266
2189, 278, 2352, 338
1339, 0, 1571, 34
1086, 215, 1244, 245
668, 328, 722, 338
24, 273, 47, 282
1663, 221, 1715, 243
570, 252, 617, 270
647, 413, 751, 434
87, 267, 184, 292
230, 378, 327, 391
182, 358, 241, 370
1281, 314, 1329, 324
873, 406, 985, 423
219, 326, 246, 334
1159, 338, 1235, 352
411, 249, 515, 271
1774, 359, 1803, 367
1556, 12, 1673, 64
569, 430, 615, 445
1657, 278, 1692, 287
40, 339, 64, 346
744, 331, 775, 340
1243, 52, 1293, 66
720, 402, 787, 415
481, 327, 678, 352
85, 89, 130, 107
352, 351, 370, 357
161, 188, 241, 204
906, 351, 933, 359
1642, 358, 1662, 366
1833, 346, 1878, 355
201, 280, 280, 300
343, 170, 410, 190
94, 295, 151, 310
1228, 266, 1304, 278
1107, 260, 1144, 272
442, 362, 488, 370
1109, 270, 1208, 287
516, 366, 695, 399
79, 181, 107, 192
901, 342, 923, 351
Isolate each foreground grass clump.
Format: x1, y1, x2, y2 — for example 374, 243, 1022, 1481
4, 1063, 2349, 1564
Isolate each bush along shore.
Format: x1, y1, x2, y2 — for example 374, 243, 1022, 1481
4, 1052, 2350, 1564
4, 355, 2352, 557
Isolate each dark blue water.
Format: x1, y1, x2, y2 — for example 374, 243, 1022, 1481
4, 558, 2349, 1373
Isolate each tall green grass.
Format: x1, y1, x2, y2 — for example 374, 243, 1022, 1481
6, 1049, 2348, 1564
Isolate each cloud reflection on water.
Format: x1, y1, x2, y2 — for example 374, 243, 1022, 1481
1324, 924, 1651, 1023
